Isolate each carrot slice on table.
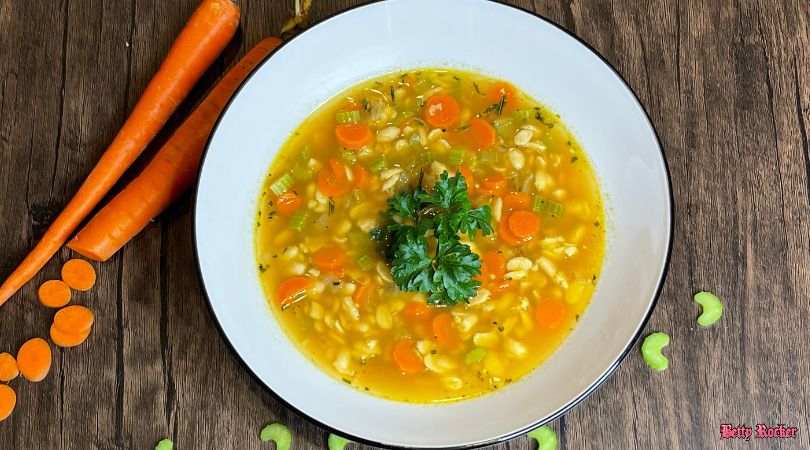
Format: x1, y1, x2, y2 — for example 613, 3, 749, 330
38, 279, 72, 308
317, 160, 351, 197
67, 37, 280, 262
508, 210, 541, 239
0, 0, 240, 303
53, 305, 95, 335
536, 299, 566, 329
50, 325, 91, 348
432, 313, 459, 349
17, 338, 51, 382
478, 174, 507, 196
503, 192, 531, 211
311, 245, 347, 271
61, 259, 96, 291
335, 123, 373, 150
462, 118, 497, 150
486, 81, 518, 112
392, 339, 425, 374
276, 277, 311, 308
423, 94, 461, 128
275, 191, 302, 215
0, 353, 18, 382
0, 384, 15, 421
352, 283, 373, 307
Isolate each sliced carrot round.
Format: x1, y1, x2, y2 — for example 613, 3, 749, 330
482, 251, 506, 278
392, 339, 425, 374
317, 161, 351, 197
536, 299, 566, 329
402, 302, 432, 321
498, 213, 527, 246
53, 305, 94, 335
486, 81, 518, 112
432, 313, 459, 349
423, 94, 460, 128
0, 352, 19, 382
478, 174, 507, 196
335, 123, 373, 150
275, 191, 302, 215
38, 279, 72, 308
503, 192, 531, 211
61, 259, 96, 291
464, 118, 497, 150
489, 278, 516, 294
276, 276, 311, 308
311, 245, 346, 271
352, 165, 369, 189
0, 384, 16, 421
457, 166, 475, 194
16, 338, 51, 382
50, 324, 91, 348
508, 210, 541, 238
473, 261, 490, 283
352, 283, 374, 307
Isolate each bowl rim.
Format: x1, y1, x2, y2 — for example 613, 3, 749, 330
191, 0, 674, 448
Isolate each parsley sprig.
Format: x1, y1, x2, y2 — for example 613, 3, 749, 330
372, 171, 492, 306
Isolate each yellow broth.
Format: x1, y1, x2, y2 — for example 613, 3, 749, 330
255, 69, 605, 403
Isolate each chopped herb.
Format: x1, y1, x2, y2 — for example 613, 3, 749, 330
473, 82, 484, 95
430, 349, 437, 354
389, 85, 396, 104
457, 123, 472, 132
452, 75, 461, 81
342, 378, 352, 384
571, 156, 578, 163
594, 221, 600, 227
332, 281, 341, 286
328, 198, 335, 215
375, 171, 492, 306
566, 140, 572, 146
374, 81, 383, 87
258, 264, 267, 273
592, 274, 598, 285
495, 94, 506, 116
360, 97, 371, 112
272, 254, 278, 259
498, 325, 505, 332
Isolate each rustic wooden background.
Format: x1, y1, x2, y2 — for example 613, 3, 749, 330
0, 0, 808, 448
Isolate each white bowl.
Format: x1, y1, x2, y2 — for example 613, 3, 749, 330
194, 0, 672, 447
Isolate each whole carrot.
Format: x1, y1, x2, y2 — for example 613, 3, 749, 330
0, 0, 240, 306
68, 37, 282, 261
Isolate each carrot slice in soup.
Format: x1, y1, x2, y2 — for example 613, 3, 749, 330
317, 161, 351, 197
458, 166, 475, 194
352, 165, 369, 188
536, 299, 566, 329
352, 283, 373, 307
275, 191, 302, 215
392, 339, 425, 374
478, 174, 507, 196
503, 192, 531, 211
16, 338, 51, 382
403, 302, 431, 321
486, 81, 518, 112
508, 210, 540, 239
498, 213, 526, 246
423, 94, 460, 128
38, 279, 72, 308
335, 123, 373, 150
61, 259, 96, 291
463, 118, 497, 150
432, 313, 459, 349
311, 245, 346, 271
276, 276, 310, 307
482, 251, 506, 278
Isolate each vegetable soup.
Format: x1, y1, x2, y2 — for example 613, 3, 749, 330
255, 69, 605, 403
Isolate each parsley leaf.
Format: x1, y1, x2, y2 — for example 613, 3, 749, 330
390, 230, 434, 293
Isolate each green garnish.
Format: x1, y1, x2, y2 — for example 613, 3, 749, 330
372, 171, 491, 306
390, 85, 396, 105
693, 291, 723, 326
527, 425, 557, 450
328, 434, 352, 450
641, 332, 670, 371
465, 347, 487, 364
473, 82, 484, 95
259, 423, 292, 450
360, 97, 371, 112
154, 439, 173, 450
335, 110, 360, 124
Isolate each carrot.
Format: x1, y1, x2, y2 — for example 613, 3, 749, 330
478, 174, 507, 196
423, 94, 460, 128
482, 251, 506, 278
402, 302, 431, 321
352, 165, 369, 189
486, 81, 518, 112
50, 324, 91, 348
317, 160, 351, 197
276, 276, 310, 308
311, 245, 346, 271
0, 384, 15, 422
53, 305, 95, 335
508, 210, 540, 238
392, 339, 424, 374
61, 259, 96, 291
536, 299, 566, 329
335, 123, 373, 150
0, 0, 240, 304
473, 261, 490, 283
463, 118, 497, 150
498, 213, 527, 246
432, 313, 459, 349
503, 192, 531, 211
0, 353, 18, 382
67, 37, 280, 262
16, 338, 51, 382
489, 279, 516, 294
458, 166, 475, 194
37, 280, 72, 308
352, 283, 373, 307
275, 191, 302, 215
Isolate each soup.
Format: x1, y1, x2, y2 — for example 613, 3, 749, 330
255, 69, 605, 403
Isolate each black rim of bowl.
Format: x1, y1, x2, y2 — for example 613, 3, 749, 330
191, 0, 675, 448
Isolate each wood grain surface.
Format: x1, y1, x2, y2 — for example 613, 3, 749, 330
0, 0, 808, 448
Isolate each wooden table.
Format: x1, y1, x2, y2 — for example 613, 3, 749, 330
0, 1, 808, 448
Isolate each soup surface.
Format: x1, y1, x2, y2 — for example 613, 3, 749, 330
255, 69, 605, 403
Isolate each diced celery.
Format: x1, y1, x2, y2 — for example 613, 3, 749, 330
341, 149, 357, 163
357, 255, 373, 271
288, 211, 309, 231
448, 148, 467, 166
413, 78, 432, 95
478, 151, 500, 165
465, 347, 487, 364
492, 118, 513, 137
291, 165, 312, 181
532, 195, 565, 218
335, 110, 360, 124
409, 133, 422, 150
369, 156, 387, 173
269, 173, 294, 195
513, 109, 532, 121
